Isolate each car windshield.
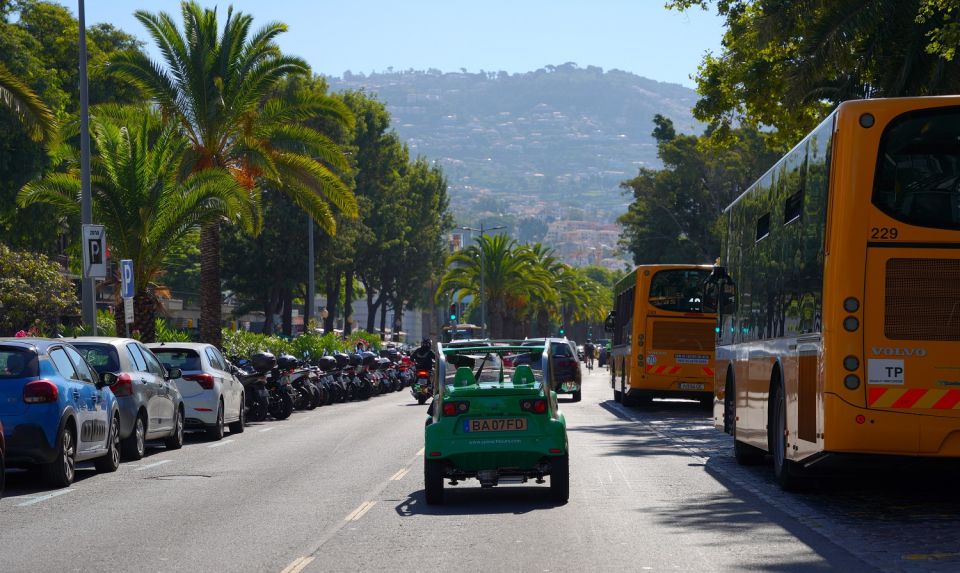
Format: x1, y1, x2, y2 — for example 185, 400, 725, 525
442, 346, 546, 388
0, 346, 38, 379
72, 343, 121, 375
152, 349, 202, 372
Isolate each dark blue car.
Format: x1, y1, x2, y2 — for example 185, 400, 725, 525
0, 338, 121, 487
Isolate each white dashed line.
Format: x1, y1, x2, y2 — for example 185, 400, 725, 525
134, 459, 172, 471
279, 556, 315, 573
415, 447, 425, 456
17, 488, 74, 507
344, 501, 376, 521
207, 439, 235, 448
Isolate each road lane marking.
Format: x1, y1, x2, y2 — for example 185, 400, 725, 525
389, 467, 411, 481
134, 459, 172, 471
17, 488, 74, 507
259, 427, 276, 433
207, 439, 235, 448
344, 501, 376, 521
416, 447, 424, 456
279, 556, 315, 573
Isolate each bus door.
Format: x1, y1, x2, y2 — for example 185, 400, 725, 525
863, 249, 960, 439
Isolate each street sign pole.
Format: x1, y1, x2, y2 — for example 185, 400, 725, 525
121, 259, 134, 338
78, 0, 95, 334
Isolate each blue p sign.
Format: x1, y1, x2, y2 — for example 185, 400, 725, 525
121, 259, 134, 299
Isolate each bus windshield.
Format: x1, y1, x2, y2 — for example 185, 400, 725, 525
873, 107, 960, 229
648, 269, 711, 313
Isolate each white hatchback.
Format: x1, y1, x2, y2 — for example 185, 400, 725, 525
147, 343, 245, 440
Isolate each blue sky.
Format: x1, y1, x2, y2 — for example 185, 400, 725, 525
82, 1, 723, 88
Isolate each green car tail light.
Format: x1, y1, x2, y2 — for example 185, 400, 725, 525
520, 399, 547, 414
442, 401, 470, 416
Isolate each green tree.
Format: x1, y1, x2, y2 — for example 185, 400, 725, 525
0, 243, 77, 336
19, 106, 254, 341
670, 1, 960, 144
109, 1, 356, 347
0, 63, 54, 141
618, 115, 778, 264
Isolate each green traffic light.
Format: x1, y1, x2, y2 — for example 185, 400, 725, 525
450, 314, 457, 321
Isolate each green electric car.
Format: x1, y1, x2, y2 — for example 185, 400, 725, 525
423, 341, 569, 504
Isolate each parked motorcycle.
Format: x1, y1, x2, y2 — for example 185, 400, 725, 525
231, 355, 271, 422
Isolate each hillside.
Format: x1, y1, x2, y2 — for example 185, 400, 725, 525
327, 64, 702, 224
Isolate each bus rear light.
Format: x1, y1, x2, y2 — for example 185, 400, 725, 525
844, 374, 860, 390
843, 316, 859, 332
843, 356, 860, 371
843, 297, 860, 312
23, 380, 58, 403
855, 415, 866, 424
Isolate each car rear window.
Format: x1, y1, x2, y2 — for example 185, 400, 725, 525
0, 346, 38, 379
72, 343, 121, 375
152, 349, 202, 372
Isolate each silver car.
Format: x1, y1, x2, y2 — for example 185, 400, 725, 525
71, 337, 184, 460
147, 342, 245, 440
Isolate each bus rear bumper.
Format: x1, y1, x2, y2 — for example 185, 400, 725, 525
824, 393, 960, 457
627, 388, 712, 402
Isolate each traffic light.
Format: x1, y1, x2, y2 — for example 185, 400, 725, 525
449, 303, 457, 322
558, 325, 565, 336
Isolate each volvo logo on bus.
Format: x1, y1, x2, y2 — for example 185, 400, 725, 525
871, 347, 927, 357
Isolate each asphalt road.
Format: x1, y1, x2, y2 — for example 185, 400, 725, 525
3, 368, 956, 572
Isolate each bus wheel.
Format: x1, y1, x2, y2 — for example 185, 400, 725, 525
723, 374, 735, 435
771, 381, 807, 491
620, 384, 637, 407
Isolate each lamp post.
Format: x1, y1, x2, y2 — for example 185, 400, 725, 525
78, 0, 95, 334
460, 223, 506, 338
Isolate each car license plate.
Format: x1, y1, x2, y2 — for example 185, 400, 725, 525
463, 418, 527, 432
679, 383, 705, 390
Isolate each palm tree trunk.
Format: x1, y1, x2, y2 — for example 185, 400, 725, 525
365, 291, 380, 332
536, 310, 550, 337
281, 287, 292, 336
378, 299, 388, 337
199, 223, 222, 347
343, 271, 354, 335
133, 290, 156, 342
324, 271, 340, 334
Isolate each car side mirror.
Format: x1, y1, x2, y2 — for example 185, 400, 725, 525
166, 367, 183, 380
100, 372, 118, 387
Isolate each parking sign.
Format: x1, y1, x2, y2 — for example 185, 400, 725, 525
82, 224, 107, 278
121, 259, 134, 299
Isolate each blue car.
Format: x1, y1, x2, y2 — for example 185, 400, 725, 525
0, 338, 121, 487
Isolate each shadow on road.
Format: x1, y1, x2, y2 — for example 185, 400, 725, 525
395, 487, 562, 517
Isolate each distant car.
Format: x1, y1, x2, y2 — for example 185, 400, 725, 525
521, 338, 583, 401
71, 337, 184, 459
147, 342, 245, 439
0, 338, 121, 487
423, 341, 569, 505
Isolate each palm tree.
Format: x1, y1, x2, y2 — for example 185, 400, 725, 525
19, 106, 254, 341
0, 63, 55, 141
437, 235, 553, 338
109, 1, 356, 347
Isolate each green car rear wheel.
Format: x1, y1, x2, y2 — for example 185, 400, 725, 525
425, 459, 444, 505
550, 454, 569, 503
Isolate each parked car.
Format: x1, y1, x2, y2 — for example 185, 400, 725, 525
147, 342, 245, 439
0, 338, 121, 487
521, 338, 583, 401
1, 419, 5, 498
71, 337, 184, 460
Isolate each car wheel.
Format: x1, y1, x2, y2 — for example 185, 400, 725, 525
571, 390, 582, 402
43, 424, 76, 487
95, 413, 122, 473
165, 407, 185, 449
206, 401, 225, 440
228, 397, 245, 434
424, 459, 444, 505
550, 454, 570, 503
122, 413, 146, 461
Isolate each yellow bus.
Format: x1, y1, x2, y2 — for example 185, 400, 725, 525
707, 96, 960, 490
606, 265, 717, 407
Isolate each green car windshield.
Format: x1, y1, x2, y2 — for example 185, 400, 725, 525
439, 344, 548, 390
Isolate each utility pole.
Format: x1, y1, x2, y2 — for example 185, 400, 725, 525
78, 0, 96, 334
306, 213, 315, 333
